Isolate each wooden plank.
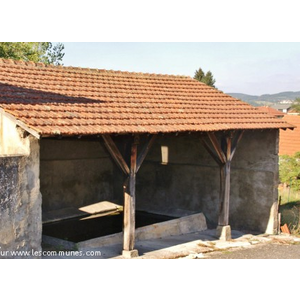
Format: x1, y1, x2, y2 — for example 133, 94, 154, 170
123, 137, 138, 251
136, 135, 157, 173
102, 134, 130, 175
207, 132, 226, 164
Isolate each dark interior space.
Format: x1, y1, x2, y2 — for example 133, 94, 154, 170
42, 211, 176, 243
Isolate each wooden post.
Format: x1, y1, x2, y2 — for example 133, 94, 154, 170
202, 131, 244, 239
102, 134, 156, 257
123, 135, 138, 254
218, 161, 231, 226
218, 136, 232, 226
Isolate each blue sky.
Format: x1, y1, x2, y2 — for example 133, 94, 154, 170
61, 42, 300, 96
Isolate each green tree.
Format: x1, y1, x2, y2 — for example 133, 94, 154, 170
202, 70, 216, 88
0, 42, 65, 65
291, 98, 300, 113
279, 152, 300, 191
193, 68, 216, 88
193, 68, 205, 82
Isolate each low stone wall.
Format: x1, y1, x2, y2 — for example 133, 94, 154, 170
78, 212, 207, 250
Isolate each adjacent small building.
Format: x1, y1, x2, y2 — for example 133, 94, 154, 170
256, 106, 285, 118
271, 103, 292, 114
0, 58, 294, 257
279, 115, 300, 156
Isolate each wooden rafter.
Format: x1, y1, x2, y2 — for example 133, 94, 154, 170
230, 130, 244, 161
207, 132, 226, 164
102, 134, 130, 175
136, 135, 157, 173
201, 137, 222, 166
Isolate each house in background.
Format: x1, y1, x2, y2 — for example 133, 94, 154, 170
279, 115, 300, 156
0, 58, 294, 258
256, 106, 285, 118
257, 104, 300, 156
256, 105, 300, 156
271, 103, 293, 114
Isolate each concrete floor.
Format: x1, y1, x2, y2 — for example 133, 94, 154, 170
100, 230, 300, 259
42, 228, 300, 259
40, 229, 261, 259
102, 229, 248, 259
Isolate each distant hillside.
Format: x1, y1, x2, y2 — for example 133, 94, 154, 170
228, 91, 300, 106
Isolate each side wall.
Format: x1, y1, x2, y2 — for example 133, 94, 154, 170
0, 113, 42, 257
40, 139, 116, 214
135, 130, 279, 233
230, 130, 279, 233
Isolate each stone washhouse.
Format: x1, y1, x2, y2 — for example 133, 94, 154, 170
0, 58, 294, 258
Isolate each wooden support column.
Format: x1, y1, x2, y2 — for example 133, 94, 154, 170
202, 130, 244, 239
123, 135, 138, 254
102, 134, 156, 257
218, 136, 232, 226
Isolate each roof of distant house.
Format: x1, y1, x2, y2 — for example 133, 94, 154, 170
271, 103, 292, 110
256, 106, 285, 117
279, 115, 300, 155
0, 58, 294, 137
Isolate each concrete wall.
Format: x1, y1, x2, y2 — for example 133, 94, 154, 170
40, 139, 116, 214
135, 130, 279, 233
0, 113, 42, 257
230, 130, 279, 234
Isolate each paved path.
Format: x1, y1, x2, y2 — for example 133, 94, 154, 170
88, 230, 300, 259
204, 243, 300, 259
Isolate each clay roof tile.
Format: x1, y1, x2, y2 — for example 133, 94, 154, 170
0, 58, 294, 137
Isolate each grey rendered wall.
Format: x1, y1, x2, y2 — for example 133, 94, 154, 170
230, 130, 279, 233
40, 139, 117, 213
0, 136, 42, 257
135, 130, 279, 233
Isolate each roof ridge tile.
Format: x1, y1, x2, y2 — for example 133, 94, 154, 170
0, 57, 191, 79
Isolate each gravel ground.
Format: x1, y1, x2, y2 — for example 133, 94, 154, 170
204, 242, 300, 259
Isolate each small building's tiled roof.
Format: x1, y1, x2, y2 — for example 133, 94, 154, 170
256, 106, 285, 117
279, 115, 300, 155
271, 103, 292, 111
0, 58, 294, 137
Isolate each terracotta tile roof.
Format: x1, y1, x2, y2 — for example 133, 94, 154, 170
0, 58, 294, 137
256, 106, 285, 117
279, 115, 300, 155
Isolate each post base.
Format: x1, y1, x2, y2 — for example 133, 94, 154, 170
216, 225, 231, 241
122, 249, 139, 258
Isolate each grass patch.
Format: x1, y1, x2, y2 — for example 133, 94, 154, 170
279, 186, 300, 206
279, 187, 300, 235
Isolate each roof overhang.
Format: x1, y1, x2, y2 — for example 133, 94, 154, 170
0, 108, 40, 139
